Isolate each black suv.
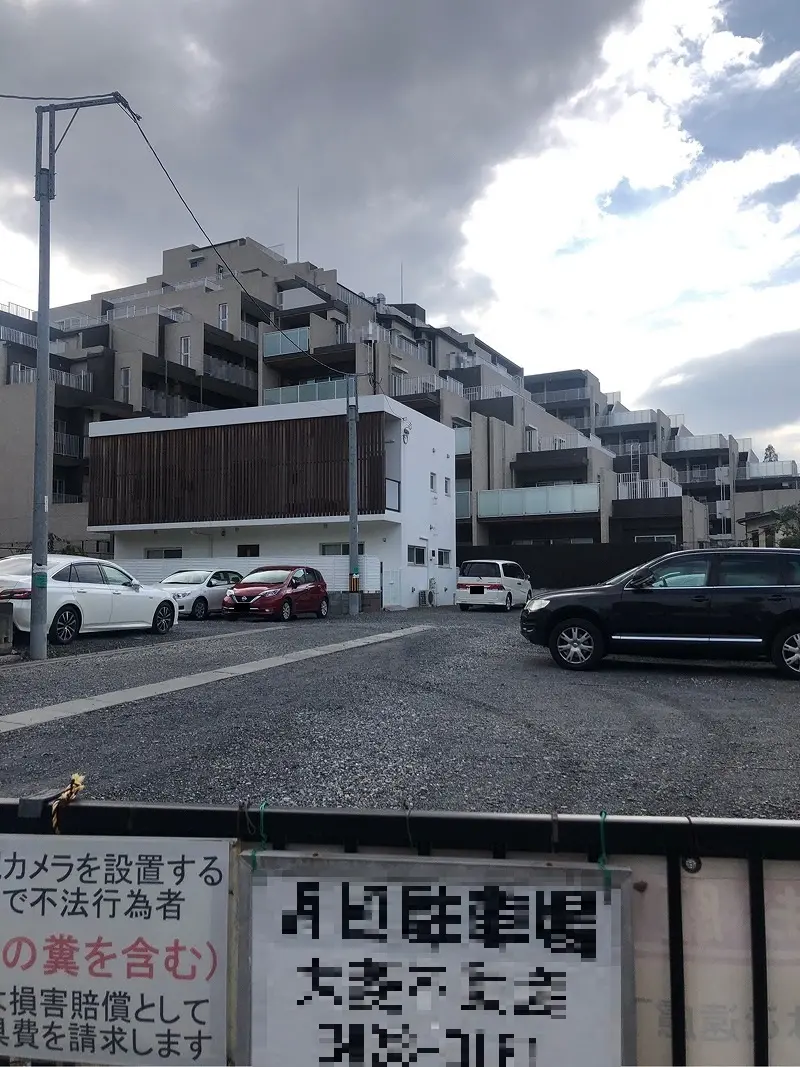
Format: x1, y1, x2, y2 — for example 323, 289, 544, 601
520, 548, 800, 679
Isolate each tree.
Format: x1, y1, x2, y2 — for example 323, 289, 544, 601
775, 504, 800, 548
764, 444, 779, 462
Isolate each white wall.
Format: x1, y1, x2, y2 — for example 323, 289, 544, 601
113, 554, 382, 593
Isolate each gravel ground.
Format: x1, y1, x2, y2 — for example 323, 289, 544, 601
1, 607, 798, 818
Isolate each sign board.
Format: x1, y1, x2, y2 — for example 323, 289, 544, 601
248, 853, 633, 1065
0, 835, 230, 1065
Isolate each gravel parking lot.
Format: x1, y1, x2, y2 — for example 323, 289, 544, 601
1, 606, 798, 819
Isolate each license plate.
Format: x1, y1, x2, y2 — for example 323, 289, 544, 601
470, 586, 484, 594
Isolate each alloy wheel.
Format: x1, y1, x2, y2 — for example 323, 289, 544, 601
55, 609, 78, 644
556, 626, 594, 665
155, 605, 173, 634
782, 632, 800, 675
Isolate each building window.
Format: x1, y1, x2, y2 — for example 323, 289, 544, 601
634, 534, 677, 545
145, 548, 183, 559
179, 336, 191, 366
320, 542, 365, 556
237, 544, 260, 557
189, 258, 201, 269
425, 339, 435, 368
430, 473, 437, 492
407, 545, 426, 566
218, 303, 228, 332
437, 549, 451, 567
120, 366, 130, 405
444, 477, 451, 496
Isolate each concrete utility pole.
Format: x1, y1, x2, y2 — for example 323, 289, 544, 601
29, 93, 135, 660
346, 374, 360, 616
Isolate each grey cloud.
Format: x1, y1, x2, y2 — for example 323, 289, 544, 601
0, 0, 638, 320
643, 331, 800, 447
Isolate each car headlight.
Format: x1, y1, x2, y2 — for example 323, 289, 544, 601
524, 598, 550, 613
255, 590, 279, 599
172, 591, 192, 600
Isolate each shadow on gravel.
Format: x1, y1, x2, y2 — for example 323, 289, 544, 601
527, 651, 781, 681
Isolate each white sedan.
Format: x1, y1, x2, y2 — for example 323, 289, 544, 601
159, 568, 243, 619
0, 554, 178, 645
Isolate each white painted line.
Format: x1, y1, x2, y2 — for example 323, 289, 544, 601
0, 626, 434, 735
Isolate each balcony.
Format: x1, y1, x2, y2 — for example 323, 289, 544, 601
666, 435, 752, 453
528, 387, 591, 404
204, 355, 258, 391
440, 348, 524, 392
456, 491, 472, 519
1, 327, 66, 355
0, 300, 36, 320
8, 362, 92, 391
52, 492, 83, 505
335, 284, 373, 310
390, 374, 464, 399
262, 326, 310, 357
263, 379, 349, 405
464, 385, 515, 401
675, 469, 713, 483
53, 432, 87, 459
53, 305, 190, 331
454, 426, 471, 454
478, 483, 600, 519
616, 478, 683, 500
595, 409, 659, 428
605, 441, 661, 457
141, 388, 213, 417
718, 460, 799, 481
386, 478, 400, 511
533, 432, 613, 456
240, 321, 259, 344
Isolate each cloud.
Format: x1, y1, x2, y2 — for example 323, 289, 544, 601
644, 330, 800, 458
0, 0, 637, 316
457, 0, 800, 457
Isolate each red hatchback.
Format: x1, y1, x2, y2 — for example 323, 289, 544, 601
222, 566, 329, 622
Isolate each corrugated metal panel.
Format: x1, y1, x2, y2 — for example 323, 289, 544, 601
114, 555, 382, 593
89, 412, 386, 526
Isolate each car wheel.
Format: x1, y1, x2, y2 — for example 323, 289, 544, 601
548, 617, 604, 671
772, 623, 800, 679
459, 604, 470, 612
527, 588, 533, 601
500, 593, 513, 613
316, 597, 329, 619
49, 606, 80, 646
152, 602, 175, 635
279, 598, 292, 622
191, 597, 208, 620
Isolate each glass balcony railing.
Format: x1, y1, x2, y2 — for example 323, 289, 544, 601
454, 426, 471, 454
262, 379, 349, 405
204, 355, 258, 390
386, 478, 400, 511
456, 491, 472, 519
528, 387, 591, 404
262, 326, 310, 357
240, 321, 259, 344
478, 483, 600, 519
53, 432, 87, 458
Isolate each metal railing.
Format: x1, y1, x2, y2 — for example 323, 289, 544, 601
456, 490, 472, 519
335, 284, 373, 310
263, 379, 349, 405
675, 468, 713, 483
386, 478, 401, 511
240, 321, 259, 344
8, 362, 92, 391
528, 387, 591, 403
141, 388, 214, 417
0, 299, 36, 320
616, 477, 683, 500
262, 326, 310, 357
666, 435, 753, 453
204, 355, 258, 390
390, 374, 465, 399
464, 384, 515, 401
440, 344, 524, 392
51, 492, 83, 504
53, 431, 87, 458
478, 483, 600, 518
53, 304, 190, 331
1, 326, 66, 355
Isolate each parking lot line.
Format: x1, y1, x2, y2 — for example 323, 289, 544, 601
0, 625, 434, 734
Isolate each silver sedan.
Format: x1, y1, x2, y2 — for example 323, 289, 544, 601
159, 569, 243, 620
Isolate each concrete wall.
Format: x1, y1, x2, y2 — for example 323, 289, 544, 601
680, 496, 710, 548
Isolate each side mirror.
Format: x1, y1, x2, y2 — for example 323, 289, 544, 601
628, 573, 652, 590
126, 580, 141, 591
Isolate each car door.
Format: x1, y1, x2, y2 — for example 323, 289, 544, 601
205, 571, 231, 612
611, 555, 712, 642
308, 569, 326, 611
503, 563, 527, 605
101, 563, 151, 626
291, 569, 313, 612
70, 562, 114, 628
707, 553, 790, 649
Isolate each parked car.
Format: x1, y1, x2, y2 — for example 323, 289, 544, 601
160, 568, 243, 619
0, 554, 178, 645
520, 548, 800, 679
456, 559, 533, 612
222, 566, 329, 621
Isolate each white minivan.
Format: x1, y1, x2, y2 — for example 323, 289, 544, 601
456, 559, 533, 612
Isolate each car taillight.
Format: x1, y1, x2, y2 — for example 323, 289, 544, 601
0, 588, 32, 600
484, 583, 504, 590
457, 582, 469, 589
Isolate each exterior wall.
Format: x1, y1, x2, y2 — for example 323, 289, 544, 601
681, 496, 709, 548
734, 488, 800, 525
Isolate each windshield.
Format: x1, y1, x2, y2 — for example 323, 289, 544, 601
0, 557, 33, 576
460, 561, 501, 578
598, 555, 671, 586
161, 571, 211, 585
242, 569, 292, 585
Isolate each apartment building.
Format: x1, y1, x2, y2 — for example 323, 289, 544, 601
87, 395, 457, 609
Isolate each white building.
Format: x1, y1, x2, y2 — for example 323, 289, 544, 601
87, 394, 457, 609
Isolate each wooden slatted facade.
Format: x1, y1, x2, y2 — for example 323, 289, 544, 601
89, 411, 387, 526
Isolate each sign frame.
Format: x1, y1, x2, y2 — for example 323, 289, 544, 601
240, 850, 636, 1066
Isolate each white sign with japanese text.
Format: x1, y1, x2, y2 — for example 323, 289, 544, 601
250, 854, 632, 1066
0, 834, 230, 1065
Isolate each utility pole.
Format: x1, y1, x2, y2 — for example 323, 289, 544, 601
29, 92, 136, 660
347, 374, 360, 616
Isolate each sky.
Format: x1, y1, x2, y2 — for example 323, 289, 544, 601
1, 0, 799, 459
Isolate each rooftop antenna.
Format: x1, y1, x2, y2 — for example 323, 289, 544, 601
295, 186, 300, 262
400, 261, 404, 303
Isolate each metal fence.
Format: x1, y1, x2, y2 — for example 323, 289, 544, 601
0, 801, 794, 1064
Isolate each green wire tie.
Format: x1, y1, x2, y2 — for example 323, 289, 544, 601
250, 800, 269, 870
598, 809, 611, 903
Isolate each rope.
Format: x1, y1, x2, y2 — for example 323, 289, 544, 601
50, 773, 85, 833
